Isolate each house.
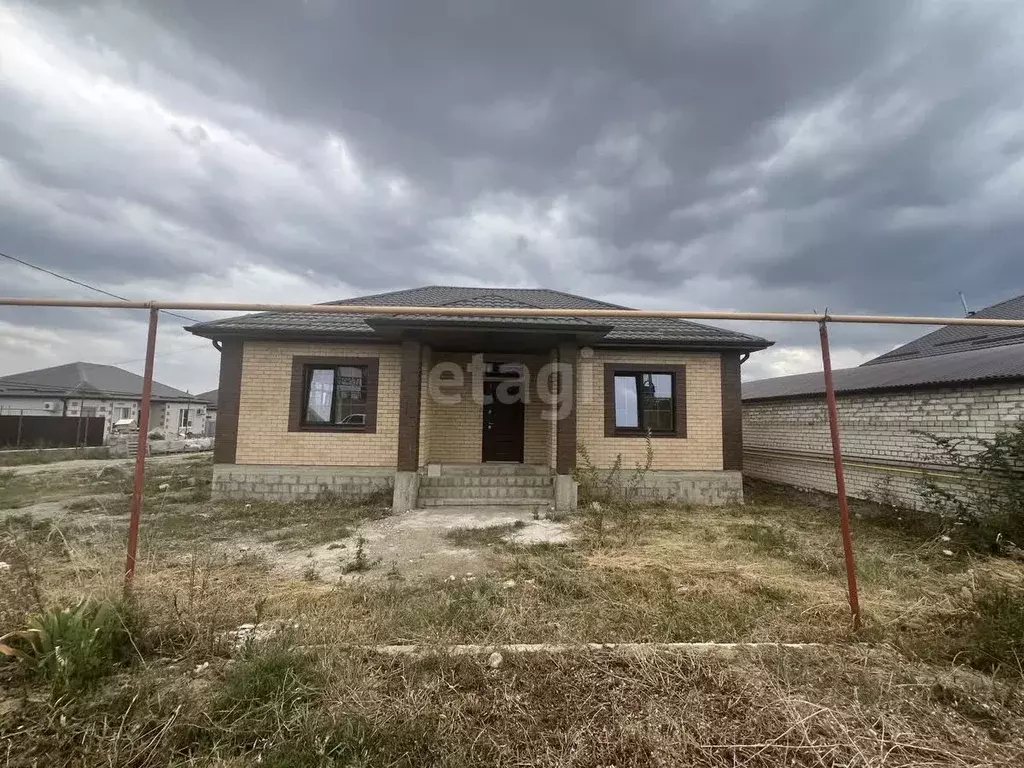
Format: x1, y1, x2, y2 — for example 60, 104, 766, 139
198, 389, 218, 436
742, 293, 1024, 509
187, 286, 772, 511
0, 362, 209, 441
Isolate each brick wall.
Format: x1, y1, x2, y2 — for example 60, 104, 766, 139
425, 352, 482, 463
576, 350, 724, 470
235, 342, 728, 475
522, 355, 551, 466
236, 341, 401, 467
743, 382, 1024, 508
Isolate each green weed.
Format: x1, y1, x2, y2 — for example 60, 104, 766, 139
0, 599, 142, 696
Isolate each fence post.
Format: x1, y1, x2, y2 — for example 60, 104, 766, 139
124, 307, 160, 589
818, 319, 862, 631
16, 411, 23, 448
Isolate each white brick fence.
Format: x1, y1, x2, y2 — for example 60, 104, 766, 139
742, 382, 1024, 509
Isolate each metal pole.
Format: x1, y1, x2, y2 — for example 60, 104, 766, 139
16, 411, 22, 448
818, 320, 862, 631
124, 307, 159, 589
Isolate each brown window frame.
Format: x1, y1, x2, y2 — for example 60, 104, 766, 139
288, 356, 379, 433
603, 363, 686, 438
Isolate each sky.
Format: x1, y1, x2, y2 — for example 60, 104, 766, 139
2, 0, 1024, 394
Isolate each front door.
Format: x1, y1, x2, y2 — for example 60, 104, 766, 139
482, 380, 525, 462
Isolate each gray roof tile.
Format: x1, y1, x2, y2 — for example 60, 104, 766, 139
743, 342, 1024, 401
188, 285, 771, 349
0, 362, 200, 402
866, 293, 1024, 365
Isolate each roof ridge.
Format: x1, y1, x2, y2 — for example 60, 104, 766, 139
438, 291, 544, 310
328, 285, 633, 309
529, 286, 631, 309
864, 291, 1024, 366
324, 286, 436, 305
969, 291, 1024, 317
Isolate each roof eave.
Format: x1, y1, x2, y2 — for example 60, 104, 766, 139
187, 325, 774, 353
595, 338, 775, 353
185, 326, 378, 343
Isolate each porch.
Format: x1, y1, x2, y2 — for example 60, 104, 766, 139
392, 339, 584, 512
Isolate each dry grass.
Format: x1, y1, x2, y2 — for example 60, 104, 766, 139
3, 639, 1021, 766
443, 521, 526, 547
2, 466, 1023, 766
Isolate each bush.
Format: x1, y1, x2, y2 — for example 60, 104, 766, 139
917, 421, 1024, 550
960, 579, 1024, 673
574, 434, 655, 545
0, 599, 142, 695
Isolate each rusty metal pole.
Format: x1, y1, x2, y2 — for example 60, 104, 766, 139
818, 320, 862, 630
124, 306, 159, 589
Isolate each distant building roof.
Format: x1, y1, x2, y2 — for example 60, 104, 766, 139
743, 342, 1024, 401
0, 362, 201, 402
866, 293, 1024, 365
187, 286, 773, 351
197, 389, 218, 408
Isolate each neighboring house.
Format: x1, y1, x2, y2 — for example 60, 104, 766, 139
198, 389, 218, 436
187, 286, 772, 510
742, 293, 1024, 509
0, 362, 209, 441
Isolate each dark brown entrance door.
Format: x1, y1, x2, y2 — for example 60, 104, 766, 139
482, 380, 525, 462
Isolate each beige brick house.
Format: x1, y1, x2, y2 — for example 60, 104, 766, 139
188, 287, 772, 510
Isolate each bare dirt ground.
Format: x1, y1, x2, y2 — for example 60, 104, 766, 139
263, 506, 571, 582
2, 454, 573, 581
2, 455, 1023, 766
6, 451, 207, 476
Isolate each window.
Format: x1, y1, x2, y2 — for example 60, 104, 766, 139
179, 409, 192, 429
118, 407, 133, 420
604, 364, 686, 437
289, 357, 379, 433
303, 366, 368, 425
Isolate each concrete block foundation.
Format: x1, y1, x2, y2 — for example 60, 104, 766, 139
584, 470, 744, 506
212, 464, 396, 503
639, 470, 744, 505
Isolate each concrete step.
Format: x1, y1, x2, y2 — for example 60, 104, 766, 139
418, 485, 554, 501
420, 475, 553, 488
436, 464, 551, 477
419, 497, 553, 508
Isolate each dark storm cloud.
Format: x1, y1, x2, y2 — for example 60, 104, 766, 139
134, 0, 1024, 308
2, 0, 1024, 387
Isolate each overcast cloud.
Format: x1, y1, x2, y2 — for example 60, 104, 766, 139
2, 0, 1024, 392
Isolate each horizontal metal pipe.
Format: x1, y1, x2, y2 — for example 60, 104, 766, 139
3, 296, 1024, 327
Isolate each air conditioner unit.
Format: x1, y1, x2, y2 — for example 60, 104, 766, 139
42, 402, 55, 411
